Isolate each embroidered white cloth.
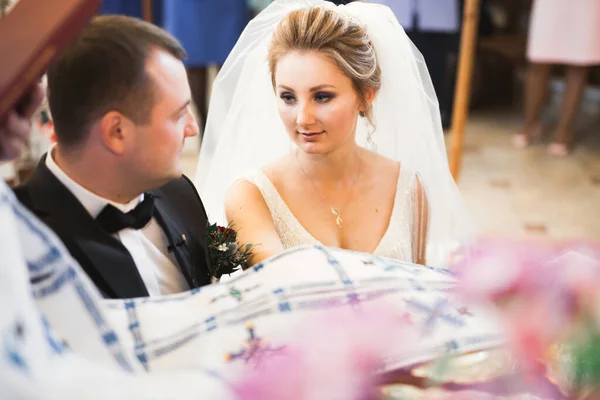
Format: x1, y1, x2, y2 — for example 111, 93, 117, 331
0, 181, 230, 399
103, 247, 505, 375
0, 180, 504, 399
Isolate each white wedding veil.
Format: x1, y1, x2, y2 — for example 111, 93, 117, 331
194, 0, 475, 267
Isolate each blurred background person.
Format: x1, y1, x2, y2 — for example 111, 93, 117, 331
98, 0, 163, 22
512, 0, 600, 156
367, 0, 461, 129
367, 0, 494, 129
162, 0, 249, 137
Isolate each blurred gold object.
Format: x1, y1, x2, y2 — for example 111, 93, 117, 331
545, 341, 576, 397
380, 348, 516, 399
412, 348, 513, 384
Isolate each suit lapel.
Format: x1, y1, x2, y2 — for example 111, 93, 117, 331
150, 188, 197, 288
24, 157, 149, 298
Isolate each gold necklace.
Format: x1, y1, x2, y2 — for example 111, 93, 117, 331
295, 151, 362, 229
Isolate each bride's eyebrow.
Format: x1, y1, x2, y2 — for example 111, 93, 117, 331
308, 84, 335, 92
277, 84, 336, 92
277, 85, 295, 92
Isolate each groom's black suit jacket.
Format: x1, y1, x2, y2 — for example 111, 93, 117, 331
13, 155, 214, 299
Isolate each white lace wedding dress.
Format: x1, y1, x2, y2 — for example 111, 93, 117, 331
243, 166, 422, 263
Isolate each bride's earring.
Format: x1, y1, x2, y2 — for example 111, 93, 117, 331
362, 113, 378, 152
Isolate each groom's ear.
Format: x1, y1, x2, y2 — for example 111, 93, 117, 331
98, 111, 131, 156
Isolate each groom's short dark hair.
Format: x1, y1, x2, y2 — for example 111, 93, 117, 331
46, 15, 187, 147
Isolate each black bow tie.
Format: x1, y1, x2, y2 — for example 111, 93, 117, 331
95, 194, 155, 234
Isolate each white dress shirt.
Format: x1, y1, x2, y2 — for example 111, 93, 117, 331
45, 148, 189, 296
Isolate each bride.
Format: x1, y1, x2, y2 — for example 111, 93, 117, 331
195, 0, 474, 268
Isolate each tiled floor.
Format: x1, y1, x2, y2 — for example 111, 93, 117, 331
183, 107, 600, 240
455, 108, 600, 240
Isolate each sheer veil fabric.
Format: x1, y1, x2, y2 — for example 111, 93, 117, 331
194, 0, 475, 267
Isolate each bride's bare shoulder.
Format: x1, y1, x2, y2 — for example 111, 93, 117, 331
226, 155, 295, 209
224, 177, 264, 210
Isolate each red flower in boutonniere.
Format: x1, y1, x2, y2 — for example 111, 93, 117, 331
206, 222, 254, 280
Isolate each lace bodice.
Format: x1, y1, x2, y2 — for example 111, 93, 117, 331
243, 169, 419, 263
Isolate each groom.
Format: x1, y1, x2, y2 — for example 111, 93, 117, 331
14, 15, 214, 299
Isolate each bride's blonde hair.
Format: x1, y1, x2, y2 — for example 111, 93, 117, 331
268, 6, 381, 127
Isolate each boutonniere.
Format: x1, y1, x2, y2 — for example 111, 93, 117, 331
207, 222, 254, 280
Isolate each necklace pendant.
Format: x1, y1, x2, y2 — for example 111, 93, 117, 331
331, 208, 343, 228
335, 215, 343, 229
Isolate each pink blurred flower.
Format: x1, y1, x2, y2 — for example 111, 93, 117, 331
233, 302, 417, 400
452, 238, 558, 303
452, 237, 600, 371
454, 238, 600, 309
